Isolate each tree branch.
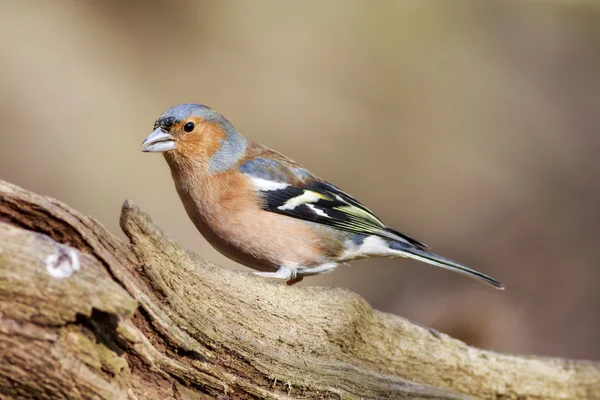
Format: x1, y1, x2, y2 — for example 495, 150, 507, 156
0, 179, 598, 399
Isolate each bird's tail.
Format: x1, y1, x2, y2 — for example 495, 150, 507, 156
388, 240, 504, 290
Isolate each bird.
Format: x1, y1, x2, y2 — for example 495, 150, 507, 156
141, 103, 504, 289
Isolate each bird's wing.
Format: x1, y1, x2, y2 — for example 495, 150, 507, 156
238, 154, 428, 249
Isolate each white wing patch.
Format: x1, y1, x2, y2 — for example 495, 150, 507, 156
339, 235, 399, 261
251, 177, 290, 191
306, 204, 330, 218
278, 191, 322, 211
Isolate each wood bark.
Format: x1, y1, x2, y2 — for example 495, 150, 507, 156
0, 179, 598, 400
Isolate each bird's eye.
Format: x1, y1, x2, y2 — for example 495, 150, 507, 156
183, 121, 195, 133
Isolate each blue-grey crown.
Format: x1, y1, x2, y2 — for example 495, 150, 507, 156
155, 103, 229, 130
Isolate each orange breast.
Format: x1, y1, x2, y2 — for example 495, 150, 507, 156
173, 169, 335, 271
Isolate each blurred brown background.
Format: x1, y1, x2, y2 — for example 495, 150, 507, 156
1, 0, 599, 360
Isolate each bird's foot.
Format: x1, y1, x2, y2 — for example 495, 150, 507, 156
253, 266, 302, 285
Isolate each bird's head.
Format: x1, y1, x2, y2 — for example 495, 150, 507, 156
142, 103, 247, 173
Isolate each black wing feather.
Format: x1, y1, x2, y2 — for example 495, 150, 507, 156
262, 181, 428, 249
239, 155, 428, 249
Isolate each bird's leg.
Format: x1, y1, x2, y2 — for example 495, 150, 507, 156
253, 266, 298, 283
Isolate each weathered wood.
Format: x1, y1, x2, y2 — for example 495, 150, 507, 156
0, 179, 598, 399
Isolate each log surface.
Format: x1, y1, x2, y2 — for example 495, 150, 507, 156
0, 179, 598, 399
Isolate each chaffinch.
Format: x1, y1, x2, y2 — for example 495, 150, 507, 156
141, 103, 503, 289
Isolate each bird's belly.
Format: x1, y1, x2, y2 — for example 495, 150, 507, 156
179, 195, 339, 271
182, 202, 276, 271
213, 211, 333, 269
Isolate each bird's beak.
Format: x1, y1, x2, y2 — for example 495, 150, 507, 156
141, 128, 176, 152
